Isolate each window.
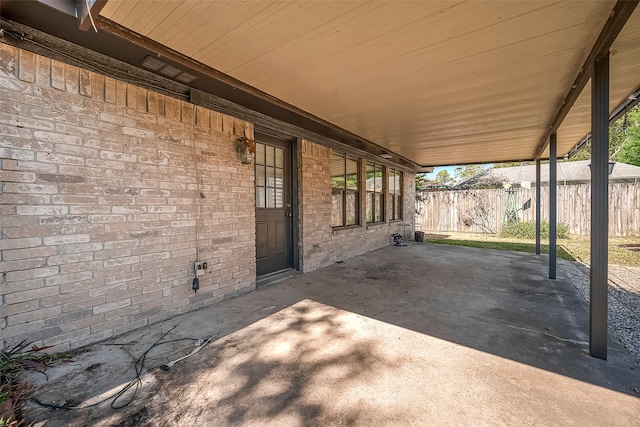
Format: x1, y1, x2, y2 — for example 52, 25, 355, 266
331, 153, 359, 227
389, 168, 403, 220
366, 162, 384, 223
255, 143, 285, 208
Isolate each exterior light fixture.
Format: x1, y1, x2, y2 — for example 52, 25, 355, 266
140, 56, 197, 84
157, 64, 181, 78
379, 153, 392, 159
176, 72, 197, 83
587, 161, 615, 175
235, 136, 255, 164
140, 56, 165, 71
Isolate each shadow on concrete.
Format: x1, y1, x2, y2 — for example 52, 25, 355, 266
24, 244, 640, 426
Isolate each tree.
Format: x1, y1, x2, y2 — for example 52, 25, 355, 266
616, 106, 640, 166
617, 136, 640, 166
415, 173, 428, 191
453, 164, 484, 183
493, 161, 534, 168
435, 170, 454, 186
569, 104, 640, 166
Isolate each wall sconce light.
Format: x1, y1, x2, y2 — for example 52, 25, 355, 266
235, 136, 255, 164
609, 161, 616, 175
587, 161, 616, 175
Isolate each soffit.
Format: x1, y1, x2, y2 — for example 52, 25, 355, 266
100, 1, 619, 166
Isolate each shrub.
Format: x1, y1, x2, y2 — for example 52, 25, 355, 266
500, 221, 569, 239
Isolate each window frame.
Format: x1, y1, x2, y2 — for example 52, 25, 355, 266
366, 161, 385, 224
389, 167, 403, 221
331, 152, 360, 228
255, 142, 286, 209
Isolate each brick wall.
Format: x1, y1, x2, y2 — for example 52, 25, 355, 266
298, 139, 416, 272
0, 42, 416, 351
0, 43, 256, 350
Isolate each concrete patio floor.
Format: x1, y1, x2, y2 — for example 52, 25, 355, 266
24, 243, 640, 426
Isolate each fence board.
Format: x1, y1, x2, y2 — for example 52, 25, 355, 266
416, 182, 640, 237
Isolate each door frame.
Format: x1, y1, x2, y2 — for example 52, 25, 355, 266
254, 128, 299, 274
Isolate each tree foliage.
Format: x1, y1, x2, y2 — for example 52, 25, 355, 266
493, 161, 535, 168
434, 170, 455, 186
453, 164, 484, 183
415, 173, 428, 191
570, 104, 640, 166
616, 106, 640, 166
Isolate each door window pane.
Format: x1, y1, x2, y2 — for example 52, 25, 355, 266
275, 188, 284, 208
266, 166, 276, 187
266, 188, 275, 208
256, 165, 265, 186
266, 145, 275, 166
256, 141, 288, 210
275, 147, 284, 168
256, 143, 265, 165
256, 187, 266, 208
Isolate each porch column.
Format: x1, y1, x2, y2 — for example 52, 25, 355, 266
590, 53, 609, 360
549, 134, 557, 279
535, 159, 541, 255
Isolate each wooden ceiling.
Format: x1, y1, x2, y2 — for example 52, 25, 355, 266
96, 1, 638, 166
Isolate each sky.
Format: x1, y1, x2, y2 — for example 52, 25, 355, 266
427, 165, 458, 178
421, 164, 494, 181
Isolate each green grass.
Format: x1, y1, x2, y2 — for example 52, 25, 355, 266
427, 238, 576, 261
423, 232, 640, 266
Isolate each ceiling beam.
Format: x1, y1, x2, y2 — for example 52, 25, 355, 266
534, 0, 638, 159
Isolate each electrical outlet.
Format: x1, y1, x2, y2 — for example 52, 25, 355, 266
194, 261, 205, 276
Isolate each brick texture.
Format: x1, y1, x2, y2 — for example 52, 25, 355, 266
298, 139, 416, 272
1, 43, 256, 350
0, 42, 415, 351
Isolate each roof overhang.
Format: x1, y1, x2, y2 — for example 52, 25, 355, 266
1, 0, 639, 168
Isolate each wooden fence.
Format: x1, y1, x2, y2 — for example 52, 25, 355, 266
416, 182, 640, 237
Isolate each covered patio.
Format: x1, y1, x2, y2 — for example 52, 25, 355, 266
24, 244, 640, 426
1, 0, 639, 358
2, 2, 640, 423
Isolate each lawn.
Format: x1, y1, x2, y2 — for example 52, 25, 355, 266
423, 232, 640, 267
